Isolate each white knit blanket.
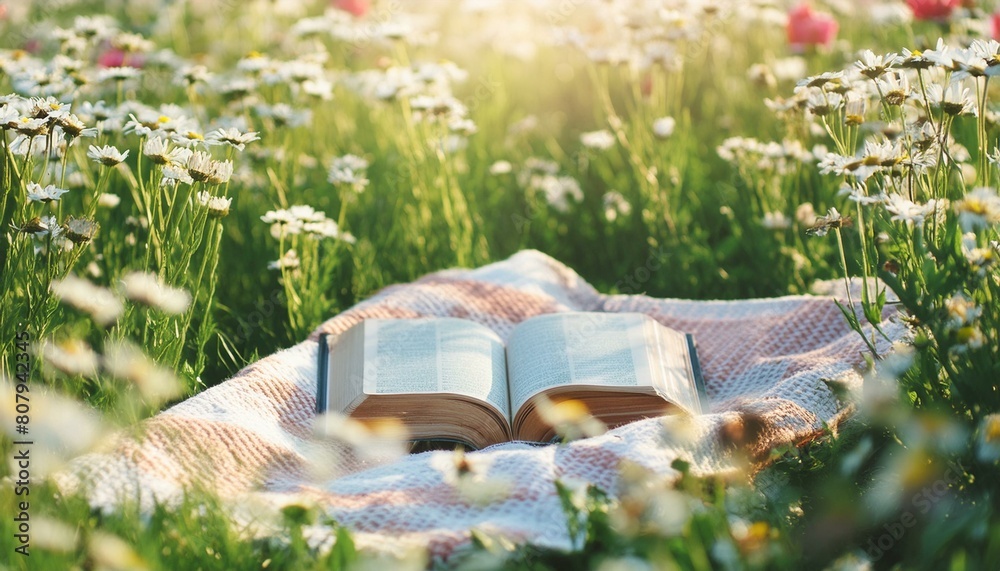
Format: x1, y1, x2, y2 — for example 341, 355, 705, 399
59, 250, 904, 558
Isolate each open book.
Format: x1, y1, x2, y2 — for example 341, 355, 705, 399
316, 312, 707, 450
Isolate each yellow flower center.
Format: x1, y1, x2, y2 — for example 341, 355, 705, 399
747, 521, 770, 541
985, 416, 1000, 443
59, 339, 85, 355
900, 452, 932, 488
962, 198, 988, 215
956, 326, 979, 343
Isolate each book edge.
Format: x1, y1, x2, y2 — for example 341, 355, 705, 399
316, 332, 330, 414
686, 333, 709, 414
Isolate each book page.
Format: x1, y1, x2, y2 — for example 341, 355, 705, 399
646, 323, 702, 414
507, 313, 652, 413
362, 319, 510, 419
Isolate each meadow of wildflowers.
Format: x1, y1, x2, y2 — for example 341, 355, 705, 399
2, 0, 1000, 568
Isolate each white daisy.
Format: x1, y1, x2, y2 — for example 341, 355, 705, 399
185, 151, 217, 182
205, 127, 260, 151
926, 82, 976, 116
62, 217, 99, 244
268, 249, 301, 270
26, 182, 70, 203
87, 144, 129, 166
954, 187, 1000, 231
14, 117, 48, 137
854, 50, 899, 79
143, 136, 175, 164
197, 191, 232, 218
161, 164, 194, 186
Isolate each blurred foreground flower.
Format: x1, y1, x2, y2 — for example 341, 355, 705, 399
121, 271, 192, 315
533, 395, 606, 441
953, 187, 1000, 232
977, 414, 1000, 463
787, 4, 838, 51
88, 531, 148, 571
313, 412, 408, 461
433, 448, 512, 505
38, 338, 99, 376
0, 378, 106, 477
32, 516, 78, 554
50, 275, 123, 326
102, 341, 183, 405
611, 462, 691, 537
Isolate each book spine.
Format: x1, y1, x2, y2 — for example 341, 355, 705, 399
316, 333, 330, 414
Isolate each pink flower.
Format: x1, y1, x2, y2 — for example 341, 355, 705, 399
905, 0, 961, 21
332, 0, 369, 18
97, 47, 145, 69
991, 12, 1000, 40
787, 4, 839, 50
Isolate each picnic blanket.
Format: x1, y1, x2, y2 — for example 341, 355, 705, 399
58, 249, 905, 559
